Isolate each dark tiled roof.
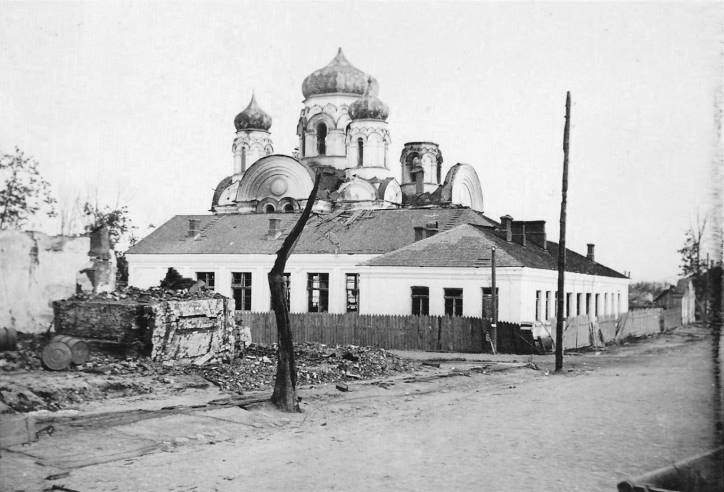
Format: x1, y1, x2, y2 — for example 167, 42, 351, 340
127, 208, 496, 256
363, 224, 627, 279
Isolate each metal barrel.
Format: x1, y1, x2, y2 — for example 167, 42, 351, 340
51, 335, 89, 365
41, 341, 72, 371
0, 327, 18, 351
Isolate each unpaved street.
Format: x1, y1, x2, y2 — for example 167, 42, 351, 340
2, 326, 718, 491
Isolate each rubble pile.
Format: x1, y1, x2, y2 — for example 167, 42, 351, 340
187, 342, 417, 393
0, 334, 417, 412
68, 285, 225, 303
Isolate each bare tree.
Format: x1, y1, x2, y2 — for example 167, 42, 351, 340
678, 212, 708, 277
269, 171, 321, 412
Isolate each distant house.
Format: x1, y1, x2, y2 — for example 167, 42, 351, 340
654, 278, 696, 325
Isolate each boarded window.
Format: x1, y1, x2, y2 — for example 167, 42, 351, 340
411, 286, 429, 316
444, 288, 463, 317
196, 272, 215, 290
231, 272, 252, 311
307, 273, 329, 312
345, 273, 359, 312
481, 287, 498, 320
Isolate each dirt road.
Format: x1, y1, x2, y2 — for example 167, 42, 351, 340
2, 326, 718, 491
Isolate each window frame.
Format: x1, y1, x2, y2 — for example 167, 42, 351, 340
444, 288, 463, 317
345, 273, 360, 313
196, 271, 215, 291
307, 272, 329, 313
411, 286, 429, 316
231, 272, 252, 311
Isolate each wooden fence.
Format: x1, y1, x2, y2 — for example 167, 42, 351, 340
241, 312, 491, 353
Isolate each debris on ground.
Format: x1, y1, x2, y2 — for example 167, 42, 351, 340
0, 333, 418, 413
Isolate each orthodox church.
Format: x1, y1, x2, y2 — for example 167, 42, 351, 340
210, 48, 484, 215
127, 49, 628, 323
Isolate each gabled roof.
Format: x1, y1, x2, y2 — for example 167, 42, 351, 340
362, 223, 627, 278
127, 208, 496, 256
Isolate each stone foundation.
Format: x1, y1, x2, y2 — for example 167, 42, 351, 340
52, 297, 234, 365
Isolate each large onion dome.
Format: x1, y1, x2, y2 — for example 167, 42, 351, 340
302, 48, 378, 99
234, 94, 272, 131
349, 78, 389, 121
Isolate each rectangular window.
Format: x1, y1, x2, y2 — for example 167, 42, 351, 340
345, 273, 359, 312
411, 286, 429, 315
566, 292, 573, 318
270, 273, 291, 310
617, 293, 621, 315
554, 291, 559, 317
196, 271, 215, 290
535, 290, 542, 321
444, 288, 463, 317
586, 293, 592, 315
576, 293, 582, 316
231, 272, 252, 311
481, 287, 498, 320
307, 273, 329, 312
604, 293, 608, 315
595, 293, 600, 316
545, 291, 551, 320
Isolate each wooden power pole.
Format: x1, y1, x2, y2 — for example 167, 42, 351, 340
490, 247, 497, 354
555, 91, 571, 373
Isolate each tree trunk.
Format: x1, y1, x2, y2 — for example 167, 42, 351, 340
269, 172, 321, 412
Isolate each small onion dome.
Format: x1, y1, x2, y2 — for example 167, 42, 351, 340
348, 78, 389, 121
302, 47, 378, 99
234, 94, 272, 131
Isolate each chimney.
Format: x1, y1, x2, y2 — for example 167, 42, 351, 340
500, 215, 513, 242
187, 219, 200, 238
587, 243, 595, 262
425, 221, 438, 238
267, 218, 282, 239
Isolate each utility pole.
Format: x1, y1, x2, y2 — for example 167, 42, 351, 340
555, 91, 571, 373
490, 247, 497, 354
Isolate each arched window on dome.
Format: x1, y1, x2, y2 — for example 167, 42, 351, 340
265, 204, 276, 213
316, 123, 327, 155
357, 138, 364, 167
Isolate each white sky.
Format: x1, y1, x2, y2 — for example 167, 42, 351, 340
1, 1, 721, 282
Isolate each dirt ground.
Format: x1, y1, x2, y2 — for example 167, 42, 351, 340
1, 325, 719, 492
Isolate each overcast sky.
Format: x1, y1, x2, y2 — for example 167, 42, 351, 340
1, 1, 721, 282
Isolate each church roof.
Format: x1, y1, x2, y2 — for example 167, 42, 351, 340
234, 94, 272, 131
302, 48, 378, 99
362, 223, 627, 278
127, 208, 495, 256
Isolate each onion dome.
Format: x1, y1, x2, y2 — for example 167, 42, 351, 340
302, 48, 378, 99
348, 78, 389, 121
234, 94, 272, 131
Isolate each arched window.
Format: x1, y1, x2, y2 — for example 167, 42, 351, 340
241, 147, 247, 172
316, 123, 327, 155
283, 203, 294, 213
265, 204, 275, 213
357, 138, 364, 167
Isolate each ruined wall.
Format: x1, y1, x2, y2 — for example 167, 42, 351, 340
151, 298, 233, 364
53, 299, 155, 348
0, 231, 90, 333
52, 296, 233, 364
